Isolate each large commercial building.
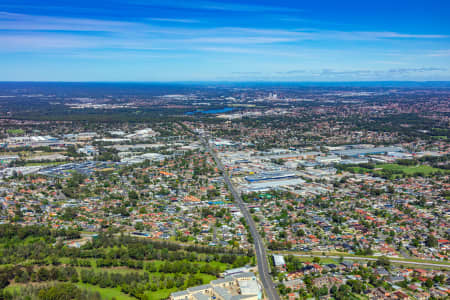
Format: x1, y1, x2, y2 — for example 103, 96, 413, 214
170, 272, 261, 300
242, 178, 306, 193
331, 146, 404, 157
3, 136, 60, 148
273, 254, 286, 270
245, 171, 299, 183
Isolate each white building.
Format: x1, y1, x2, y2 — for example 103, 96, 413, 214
316, 155, 341, 164
273, 254, 286, 269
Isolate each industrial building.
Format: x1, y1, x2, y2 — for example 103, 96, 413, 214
242, 178, 305, 193
245, 171, 299, 183
170, 271, 261, 300
331, 146, 404, 157
273, 254, 286, 270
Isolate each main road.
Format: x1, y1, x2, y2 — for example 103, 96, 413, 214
201, 134, 281, 300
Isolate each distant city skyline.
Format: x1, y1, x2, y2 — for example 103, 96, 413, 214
1, 0, 449, 81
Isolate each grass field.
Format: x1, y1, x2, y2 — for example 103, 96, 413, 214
144, 273, 216, 300
145, 287, 178, 300
4, 284, 22, 294
289, 256, 338, 264
150, 259, 230, 272
5, 282, 134, 300
59, 257, 231, 272
6, 129, 25, 135
4, 262, 221, 300
351, 293, 369, 300
57, 258, 224, 300
24, 161, 67, 167
346, 166, 370, 173
346, 163, 448, 178
0, 152, 19, 156
377, 163, 444, 175
77, 283, 135, 300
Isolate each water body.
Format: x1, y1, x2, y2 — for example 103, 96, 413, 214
186, 107, 234, 115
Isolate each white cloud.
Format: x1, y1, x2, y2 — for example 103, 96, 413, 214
352, 31, 448, 39
0, 11, 137, 32
126, 0, 303, 13
147, 18, 199, 23
428, 49, 450, 57
0, 11, 448, 55
0, 34, 100, 50
187, 36, 297, 44
238, 68, 448, 79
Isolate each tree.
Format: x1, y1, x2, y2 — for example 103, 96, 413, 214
128, 190, 139, 200
60, 207, 78, 220
335, 284, 352, 300
424, 278, 433, 288
0, 272, 10, 289
135, 222, 144, 231
425, 235, 438, 248
296, 229, 305, 237
348, 279, 364, 293
70, 272, 79, 283
37, 268, 50, 282
330, 285, 338, 294
38, 283, 83, 300
376, 256, 390, 268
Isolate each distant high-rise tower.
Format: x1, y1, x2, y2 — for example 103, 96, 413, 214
268, 93, 278, 100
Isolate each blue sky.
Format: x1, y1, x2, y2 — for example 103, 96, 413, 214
1, 0, 449, 81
